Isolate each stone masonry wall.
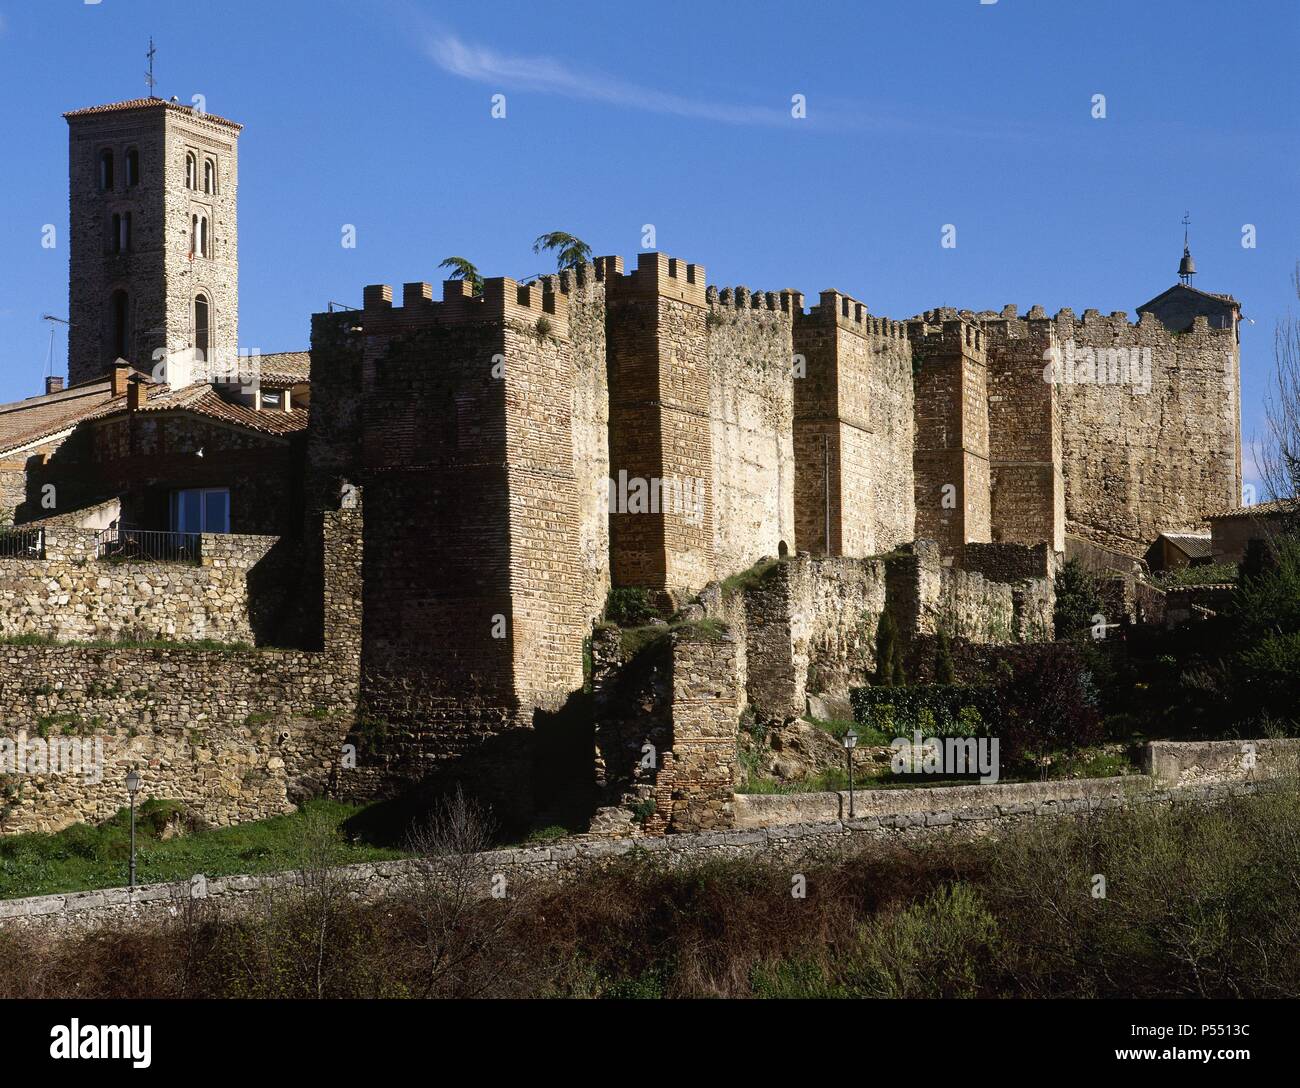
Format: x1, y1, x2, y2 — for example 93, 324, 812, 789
991, 309, 1242, 555
983, 318, 1065, 551
606, 254, 715, 596
910, 318, 991, 552
0, 508, 362, 835
0, 530, 277, 644
543, 265, 610, 624
705, 288, 798, 574
792, 294, 915, 557
702, 545, 1053, 725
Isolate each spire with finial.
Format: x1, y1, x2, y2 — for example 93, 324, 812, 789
1178, 211, 1196, 286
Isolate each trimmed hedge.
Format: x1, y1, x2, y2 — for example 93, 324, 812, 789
851, 685, 994, 739
852, 642, 1103, 767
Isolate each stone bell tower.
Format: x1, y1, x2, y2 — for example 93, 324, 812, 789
65, 97, 240, 387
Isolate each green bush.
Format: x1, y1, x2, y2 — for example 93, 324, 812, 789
851, 684, 994, 738
603, 587, 658, 627
1053, 558, 1101, 640
873, 612, 906, 686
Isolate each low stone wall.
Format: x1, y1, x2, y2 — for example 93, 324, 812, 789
0, 777, 1268, 933
1146, 738, 1300, 785
0, 530, 278, 644
0, 644, 358, 833
732, 775, 1155, 828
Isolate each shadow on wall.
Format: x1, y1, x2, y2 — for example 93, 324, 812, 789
245, 535, 299, 647
340, 686, 597, 846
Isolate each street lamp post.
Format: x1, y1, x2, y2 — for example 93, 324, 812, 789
843, 727, 858, 819
126, 769, 141, 890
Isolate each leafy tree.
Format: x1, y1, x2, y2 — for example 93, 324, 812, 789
532, 232, 592, 271
874, 611, 906, 687
934, 630, 957, 685
437, 256, 483, 296
1228, 534, 1300, 728
1053, 559, 1101, 641
1259, 263, 1300, 505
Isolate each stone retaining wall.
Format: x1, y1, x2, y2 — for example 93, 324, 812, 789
0, 777, 1268, 933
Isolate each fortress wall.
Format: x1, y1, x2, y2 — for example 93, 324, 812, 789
792, 294, 914, 557
543, 266, 611, 624
499, 313, 586, 706
357, 293, 515, 707
791, 315, 837, 554
351, 281, 585, 825
998, 309, 1240, 555
705, 287, 797, 576
910, 319, 990, 552
729, 546, 1051, 722
983, 319, 1065, 551
0, 644, 356, 834
606, 254, 714, 595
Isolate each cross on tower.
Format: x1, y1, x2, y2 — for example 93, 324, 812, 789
145, 37, 158, 98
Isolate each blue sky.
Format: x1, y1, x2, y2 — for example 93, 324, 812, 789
0, 0, 1295, 483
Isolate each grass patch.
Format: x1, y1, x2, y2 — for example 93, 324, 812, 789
720, 557, 782, 598
617, 616, 728, 658
0, 798, 405, 900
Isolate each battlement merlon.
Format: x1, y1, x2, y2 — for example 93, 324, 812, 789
978, 306, 1239, 346
359, 276, 570, 338
908, 316, 988, 359
706, 285, 805, 315
796, 290, 909, 340
606, 251, 707, 307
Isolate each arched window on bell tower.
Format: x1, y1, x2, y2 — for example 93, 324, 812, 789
204, 158, 215, 194
125, 147, 140, 187
98, 149, 114, 191
194, 294, 211, 365
185, 152, 197, 190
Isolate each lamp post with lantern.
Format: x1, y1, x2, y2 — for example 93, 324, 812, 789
126, 769, 141, 890
843, 727, 858, 819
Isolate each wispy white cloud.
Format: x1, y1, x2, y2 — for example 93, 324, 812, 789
427, 33, 796, 128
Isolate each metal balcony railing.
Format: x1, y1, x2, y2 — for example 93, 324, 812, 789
94, 527, 200, 563
0, 527, 45, 559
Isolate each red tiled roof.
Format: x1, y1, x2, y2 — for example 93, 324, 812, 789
254, 352, 311, 385
0, 379, 117, 456
1210, 498, 1300, 519
64, 98, 243, 132
85, 383, 307, 436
